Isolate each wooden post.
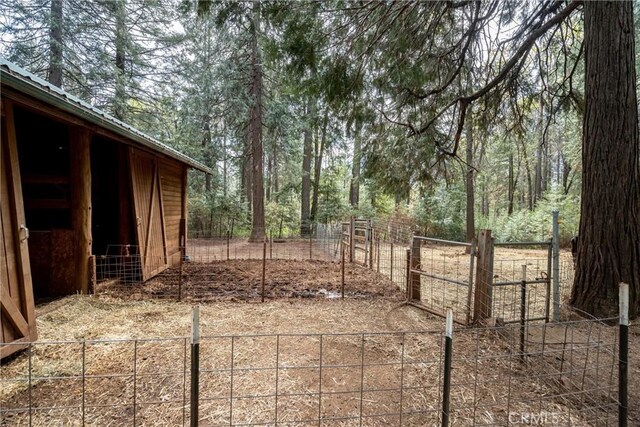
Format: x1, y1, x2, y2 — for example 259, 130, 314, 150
473, 229, 494, 322
118, 145, 132, 248
89, 255, 97, 294
179, 218, 186, 301
181, 167, 188, 254
70, 127, 92, 294
409, 236, 421, 300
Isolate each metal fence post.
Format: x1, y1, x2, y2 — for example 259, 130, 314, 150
190, 306, 200, 427
262, 238, 267, 302
520, 264, 527, 363
465, 239, 476, 325
442, 309, 453, 427
341, 242, 346, 299
376, 232, 380, 273
552, 211, 560, 321
405, 248, 411, 300
619, 283, 629, 427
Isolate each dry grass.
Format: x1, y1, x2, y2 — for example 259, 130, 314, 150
2, 293, 633, 426
1, 244, 634, 426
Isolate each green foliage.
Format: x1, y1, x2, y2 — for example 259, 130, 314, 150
478, 187, 580, 245
413, 182, 467, 241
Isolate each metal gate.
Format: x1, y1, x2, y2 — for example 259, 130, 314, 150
491, 241, 552, 323
407, 236, 475, 324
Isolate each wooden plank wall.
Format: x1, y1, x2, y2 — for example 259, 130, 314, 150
1, 99, 37, 358
158, 158, 185, 267
129, 149, 167, 280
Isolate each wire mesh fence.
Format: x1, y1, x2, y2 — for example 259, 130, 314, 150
0, 311, 626, 426
93, 221, 578, 325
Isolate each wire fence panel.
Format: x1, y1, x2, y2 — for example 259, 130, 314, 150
409, 237, 475, 324
1, 313, 625, 426
0, 337, 190, 426
93, 223, 578, 328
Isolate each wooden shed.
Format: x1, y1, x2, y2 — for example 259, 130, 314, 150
1, 59, 211, 358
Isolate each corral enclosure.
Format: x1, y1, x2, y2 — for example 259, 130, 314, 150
2, 221, 638, 426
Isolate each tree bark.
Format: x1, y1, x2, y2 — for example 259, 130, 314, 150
349, 120, 362, 208
248, 2, 265, 242
507, 152, 514, 215
48, 0, 63, 87
300, 99, 314, 236
222, 133, 228, 198
113, 0, 127, 121
202, 116, 212, 191
571, 0, 640, 318
561, 152, 573, 195
519, 139, 534, 211
311, 107, 328, 223
465, 106, 475, 251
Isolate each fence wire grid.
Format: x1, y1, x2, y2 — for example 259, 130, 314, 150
1, 313, 625, 426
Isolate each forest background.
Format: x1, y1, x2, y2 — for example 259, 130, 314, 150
0, 1, 612, 246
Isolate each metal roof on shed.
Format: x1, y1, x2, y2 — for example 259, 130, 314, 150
0, 58, 212, 174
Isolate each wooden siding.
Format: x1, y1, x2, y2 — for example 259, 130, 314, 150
1, 99, 37, 358
129, 148, 168, 280
158, 158, 184, 267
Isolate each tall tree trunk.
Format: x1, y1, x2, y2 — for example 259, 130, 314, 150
266, 153, 272, 202
571, 0, 640, 318
241, 153, 252, 210
561, 153, 573, 195
202, 116, 212, 191
222, 133, 228, 198
48, 0, 63, 87
248, 2, 265, 242
242, 125, 253, 212
113, 0, 126, 121
349, 121, 362, 208
465, 106, 475, 249
311, 107, 328, 223
507, 152, 514, 215
300, 99, 314, 236
519, 139, 534, 211
542, 131, 550, 193
534, 144, 542, 205
480, 179, 488, 216
273, 146, 279, 201
534, 95, 545, 204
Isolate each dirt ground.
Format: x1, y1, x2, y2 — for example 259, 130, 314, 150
3, 295, 636, 426
2, 246, 636, 426
98, 259, 403, 302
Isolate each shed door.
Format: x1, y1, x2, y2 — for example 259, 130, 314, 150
1, 99, 37, 358
129, 148, 168, 280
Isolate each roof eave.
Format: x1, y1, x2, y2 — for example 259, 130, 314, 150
0, 62, 212, 175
